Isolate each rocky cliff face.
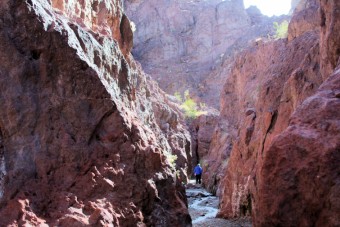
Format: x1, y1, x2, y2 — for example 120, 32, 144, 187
124, 0, 287, 108
210, 0, 340, 225
202, 0, 321, 195
0, 0, 191, 226
204, 26, 321, 197
254, 1, 340, 225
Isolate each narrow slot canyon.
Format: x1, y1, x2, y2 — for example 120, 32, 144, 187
0, 0, 339, 226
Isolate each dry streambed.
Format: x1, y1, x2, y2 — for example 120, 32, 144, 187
186, 183, 252, 227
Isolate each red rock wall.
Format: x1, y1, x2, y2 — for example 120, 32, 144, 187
213, 0, 340, 225
203, 0, 322, 195
216, 31, 321, 218
253, 0, 340, 225
0, 0, 191, 226
200, 0, 314, 196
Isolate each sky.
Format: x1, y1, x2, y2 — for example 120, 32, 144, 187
243, 0, 291, 17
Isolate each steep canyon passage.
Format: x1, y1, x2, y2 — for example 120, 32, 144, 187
0, 0, 339, 226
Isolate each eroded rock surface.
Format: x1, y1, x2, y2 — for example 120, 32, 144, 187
0, 0, 191, 226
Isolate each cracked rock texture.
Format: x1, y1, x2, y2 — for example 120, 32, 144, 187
124, 0, 288, 108
0, 0, 191, 226
209, 0, 340, 225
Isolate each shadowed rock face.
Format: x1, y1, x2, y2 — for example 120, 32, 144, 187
212, 0, 340, 225
0, 0, 191, 226
124, 0, 288, 108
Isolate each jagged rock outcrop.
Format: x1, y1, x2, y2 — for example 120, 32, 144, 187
211, 0, 340, 225
0, 0, 191, 226
124, 0, 288, 108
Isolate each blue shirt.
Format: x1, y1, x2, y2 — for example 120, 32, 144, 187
194, 165, 202, 175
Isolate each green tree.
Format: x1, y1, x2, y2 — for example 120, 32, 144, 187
273, 20, 289, 39
174, 90, 207, 119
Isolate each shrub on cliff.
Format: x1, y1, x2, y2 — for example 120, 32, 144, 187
174, 90, 207, 119
273, 20, 289, 39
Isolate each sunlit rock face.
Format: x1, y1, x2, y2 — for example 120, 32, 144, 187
214, 0, 340, 225
0, 0, 191, 226
124, 0, 287, 108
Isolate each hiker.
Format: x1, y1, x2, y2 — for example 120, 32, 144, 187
194, 163, 202, 184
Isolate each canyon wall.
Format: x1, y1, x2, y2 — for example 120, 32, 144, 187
124, 0, 288, 108
254, 1, 340, 225
201, 0, 320, 195
211, 0, 340, 225
0, 0, 191, 226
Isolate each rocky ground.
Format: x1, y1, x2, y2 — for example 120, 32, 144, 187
186, 180, 252, 227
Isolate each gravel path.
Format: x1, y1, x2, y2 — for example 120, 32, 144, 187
186, 181, 252, 227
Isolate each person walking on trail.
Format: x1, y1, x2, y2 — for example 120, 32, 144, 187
194, 163, 203, 184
